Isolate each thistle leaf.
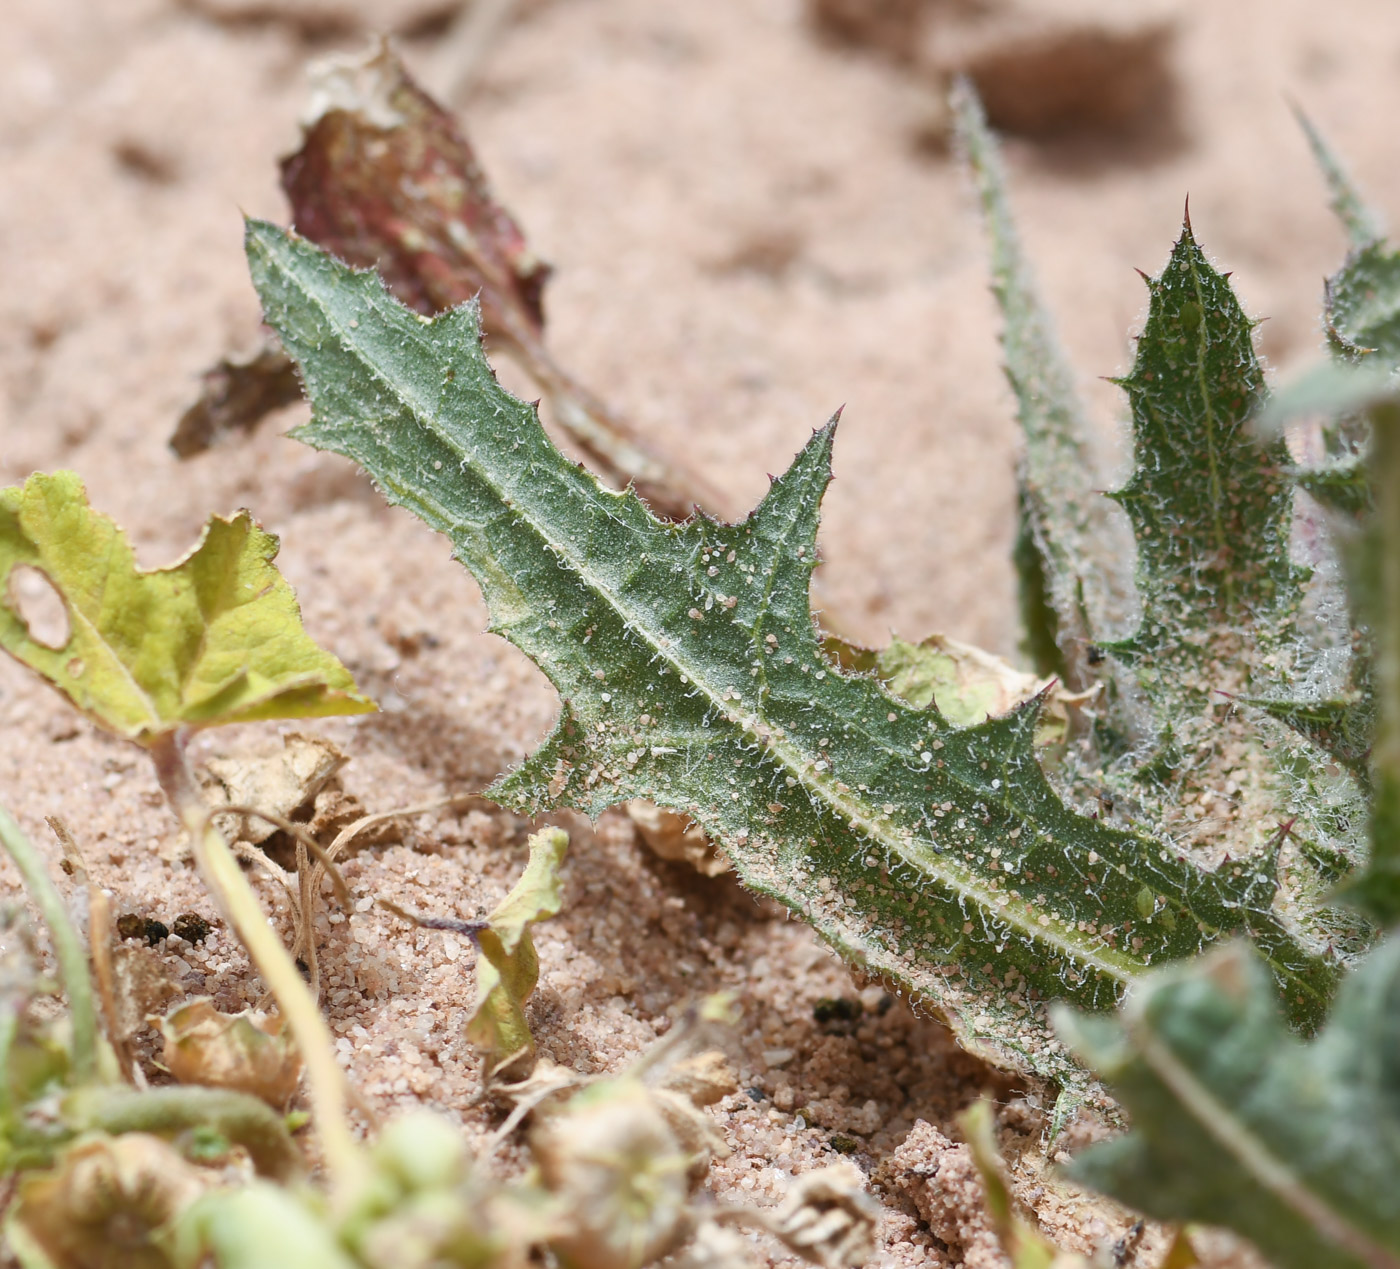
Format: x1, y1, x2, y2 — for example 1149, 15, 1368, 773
1107, 220, 1303, 704
0, 472, 374, 745
1055, 936, 1400, 1269
467, 827, 569, 1070
1250, 695, 1373, 776
1329, 241, 1400, 363
246, 220, 1341, 1088
1086, 221, 1375, 963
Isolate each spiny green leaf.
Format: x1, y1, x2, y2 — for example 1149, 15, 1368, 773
1250, 694, 1373, 776
1090, 222, 1371, 960
1055, 936, 1400, 1269
1328, 241, 1400, 364
246, 219, 1340, 1090
953, 81, 1129, 687
1107, 220, 1303, 698
467, 826, 569, 1070
0, 472, 374, 745
1343, 402, 1400, 925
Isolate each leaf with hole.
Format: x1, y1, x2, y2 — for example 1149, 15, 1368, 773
0, 471, 374, 745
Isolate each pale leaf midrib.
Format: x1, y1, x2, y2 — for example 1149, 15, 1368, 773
1127, 1004, 1399, 1269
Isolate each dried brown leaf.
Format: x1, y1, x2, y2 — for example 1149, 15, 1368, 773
156, 997, 303, 1109
169, 342, 303, 458
203, 732, 348, 847
626, 800, 730, 877
275, 39, 714, 520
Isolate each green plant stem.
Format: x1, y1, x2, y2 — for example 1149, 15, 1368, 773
148, 730, 363, 1196
66, 1083, 302, 1181
0, 802, 97, 1084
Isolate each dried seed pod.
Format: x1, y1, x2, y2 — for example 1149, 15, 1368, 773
11, 1132, 207, 1269
534, 1083, 692, 1269
771, 1163, 880, 1269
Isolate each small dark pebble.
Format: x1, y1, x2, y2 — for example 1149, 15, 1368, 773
747, 1086, 766, 1103
171, 912, 212, 944
116, 914, 168, 945
812, 996, 862, 1025
828, 1134, 860, 1155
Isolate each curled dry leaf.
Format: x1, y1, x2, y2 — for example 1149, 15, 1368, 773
464, 826, 569, 1075
203, 732, 349, 847
157, 998, 303, 1109
824, 630, 1080, 742
10, 1132, 208, 1269
650, 1049, 738, 1185
280, 40, 711, 521
169, 343, 304, 457
626, 801, 730, 878
179, 38, 711, 519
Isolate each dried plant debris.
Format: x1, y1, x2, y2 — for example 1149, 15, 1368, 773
8, 1132, 210, 1269
766, 1163, 882, 1268
626, 800, 730, 877
169, 343, 304, 457
178, 40, 712, 519
809, 0, 1180, 147
157, 999, 303, 1109
203, 732, 349, 847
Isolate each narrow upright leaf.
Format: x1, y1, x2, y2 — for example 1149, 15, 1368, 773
1092, 222, 1371, 954
0, 472, 374, 745
1293, 106, 1383, 250
1344, 400, 1400, 923
953, 81, 1130, 685
247, 220, 1339, 1090
1056, 936, 1400, 1269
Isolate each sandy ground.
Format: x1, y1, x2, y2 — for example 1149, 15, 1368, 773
3, 1, 1400, 1264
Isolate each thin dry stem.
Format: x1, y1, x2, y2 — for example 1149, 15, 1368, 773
149, 731, 365, 1198
297, 792, 489, 997
87, 889, 143, 1087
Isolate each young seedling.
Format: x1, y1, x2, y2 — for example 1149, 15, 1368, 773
0, 471, 375, 1190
